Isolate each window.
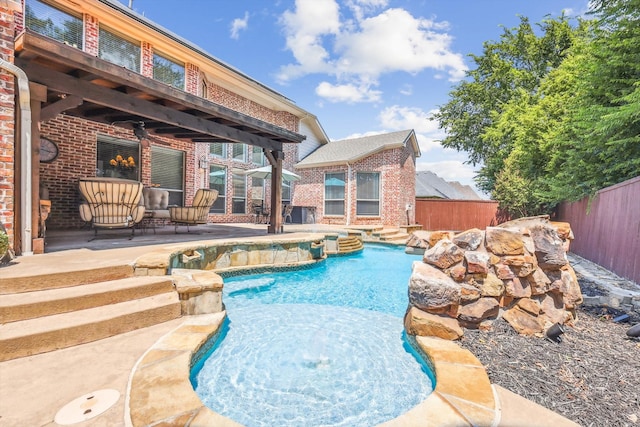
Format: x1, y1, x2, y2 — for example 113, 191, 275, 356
210, 142, 227, 158
232, 171, 246, 214
151, 146, 185, 206
252, 147, 265, 166
201, 80, 208, 99
209, 165, 226, 214
251, 177, 265, 212
324, 172, 345, 216
96, 136, 139, 181
232, 144, 247, 162
25, 0, 83, 49
153, 52, 185, 89
356, 172, 380, 216
99, 26, 140, 72
282, 180, 292, 204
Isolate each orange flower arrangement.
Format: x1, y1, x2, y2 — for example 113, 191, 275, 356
109, 154, 136, 168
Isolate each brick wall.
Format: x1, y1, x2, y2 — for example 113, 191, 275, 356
0, 5, 17, 246
40, 115, 196, 229
293, 145, 416, 227
84, 13, 98, 56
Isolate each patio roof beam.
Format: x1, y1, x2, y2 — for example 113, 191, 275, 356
18, 61, 286, 152
40, 94, 82, 122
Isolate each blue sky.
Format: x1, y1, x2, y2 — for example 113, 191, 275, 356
117, 0, 590, 197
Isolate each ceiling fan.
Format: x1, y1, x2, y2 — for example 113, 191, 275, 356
111, 120, 167, 147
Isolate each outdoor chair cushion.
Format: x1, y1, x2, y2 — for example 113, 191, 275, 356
78, 178, 145, 228
169, 188, 218, 225
143, 188, 170, 220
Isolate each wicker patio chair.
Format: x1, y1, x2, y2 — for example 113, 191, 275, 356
78, 177, 145, 240
169, 188, 218, 232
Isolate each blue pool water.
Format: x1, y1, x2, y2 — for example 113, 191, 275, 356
192, 245, 434, 427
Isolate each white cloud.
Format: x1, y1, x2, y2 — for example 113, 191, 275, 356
230, 12, 250, 39
377, 105, 444, 152
315, 81, 382, 103
276, 0, 467, 101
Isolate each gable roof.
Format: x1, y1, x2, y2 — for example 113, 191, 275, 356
295, 129, 420, 169
416, 171, 482, 200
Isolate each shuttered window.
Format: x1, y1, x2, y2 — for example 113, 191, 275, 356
99, 26, 141, 72
25, 0, 83, 49
324, 173, 345, 216
151, 146, 184, 206
232, 171, 246, 214
210, 142, 226, 158
209, 165, 226, 214
356, 172, 380, 216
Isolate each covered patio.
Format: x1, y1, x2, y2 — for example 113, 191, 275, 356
12, 30, 305, 255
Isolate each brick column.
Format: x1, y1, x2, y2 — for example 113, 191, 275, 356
141, 41, 153, 78
185, 63, 199, 95
84, 14, 99, 56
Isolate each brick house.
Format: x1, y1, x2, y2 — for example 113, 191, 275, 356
0, 0, 329, 254
294, 130, 420, 227
0, 0, 418, 256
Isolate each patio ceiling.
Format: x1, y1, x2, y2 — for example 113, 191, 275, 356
14, 30, 305, 152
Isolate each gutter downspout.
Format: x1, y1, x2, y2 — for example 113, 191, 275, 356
346, 162, 351, 226
0, 59, 33, 255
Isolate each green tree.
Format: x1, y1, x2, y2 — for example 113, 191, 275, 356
546, 0, 640, 201
433, 16, 580, 194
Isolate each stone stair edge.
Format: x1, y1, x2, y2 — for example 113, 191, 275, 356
1, 276, 175, 324
0, 292, 180, 340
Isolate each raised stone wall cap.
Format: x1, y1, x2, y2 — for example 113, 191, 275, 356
485, 227, 525, 256
171, 268, 223, 293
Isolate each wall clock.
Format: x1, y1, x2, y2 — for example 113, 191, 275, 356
40, 137, 59, 163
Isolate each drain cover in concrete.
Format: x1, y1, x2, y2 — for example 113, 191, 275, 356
54, 389, 120, 425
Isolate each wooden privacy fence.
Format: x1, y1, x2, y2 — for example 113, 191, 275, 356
557, 176, 640, 285
414, 199, 504, 232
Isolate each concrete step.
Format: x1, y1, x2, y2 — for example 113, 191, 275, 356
0, 292, 181, 362
379, 232, 409, 242
0, 276, 175, 323
0, 263, 135, 295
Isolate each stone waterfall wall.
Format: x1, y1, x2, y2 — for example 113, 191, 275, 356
404, 216, 583, 340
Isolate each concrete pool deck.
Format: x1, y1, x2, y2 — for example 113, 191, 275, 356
0, 225, 580, 426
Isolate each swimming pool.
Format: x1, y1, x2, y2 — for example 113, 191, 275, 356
191, 245, 434, 426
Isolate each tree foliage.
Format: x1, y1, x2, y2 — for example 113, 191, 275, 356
434, 2, 640, 216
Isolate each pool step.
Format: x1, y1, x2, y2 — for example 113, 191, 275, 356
0, 276, 175, 323
0, 292, 181, 362
337, 236, 364, 254
371, 228, 410, 244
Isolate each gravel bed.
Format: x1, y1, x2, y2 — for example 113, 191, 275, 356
459, 308, 640, 426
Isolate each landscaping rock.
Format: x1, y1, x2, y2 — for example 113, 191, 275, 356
405, 230, 432, 249
453, 228, 484, 251
404, 216, 581, 338
423, 239, 464, 269
404, 306, 464, 340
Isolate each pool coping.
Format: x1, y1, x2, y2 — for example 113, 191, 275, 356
125, 312, 498, 427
